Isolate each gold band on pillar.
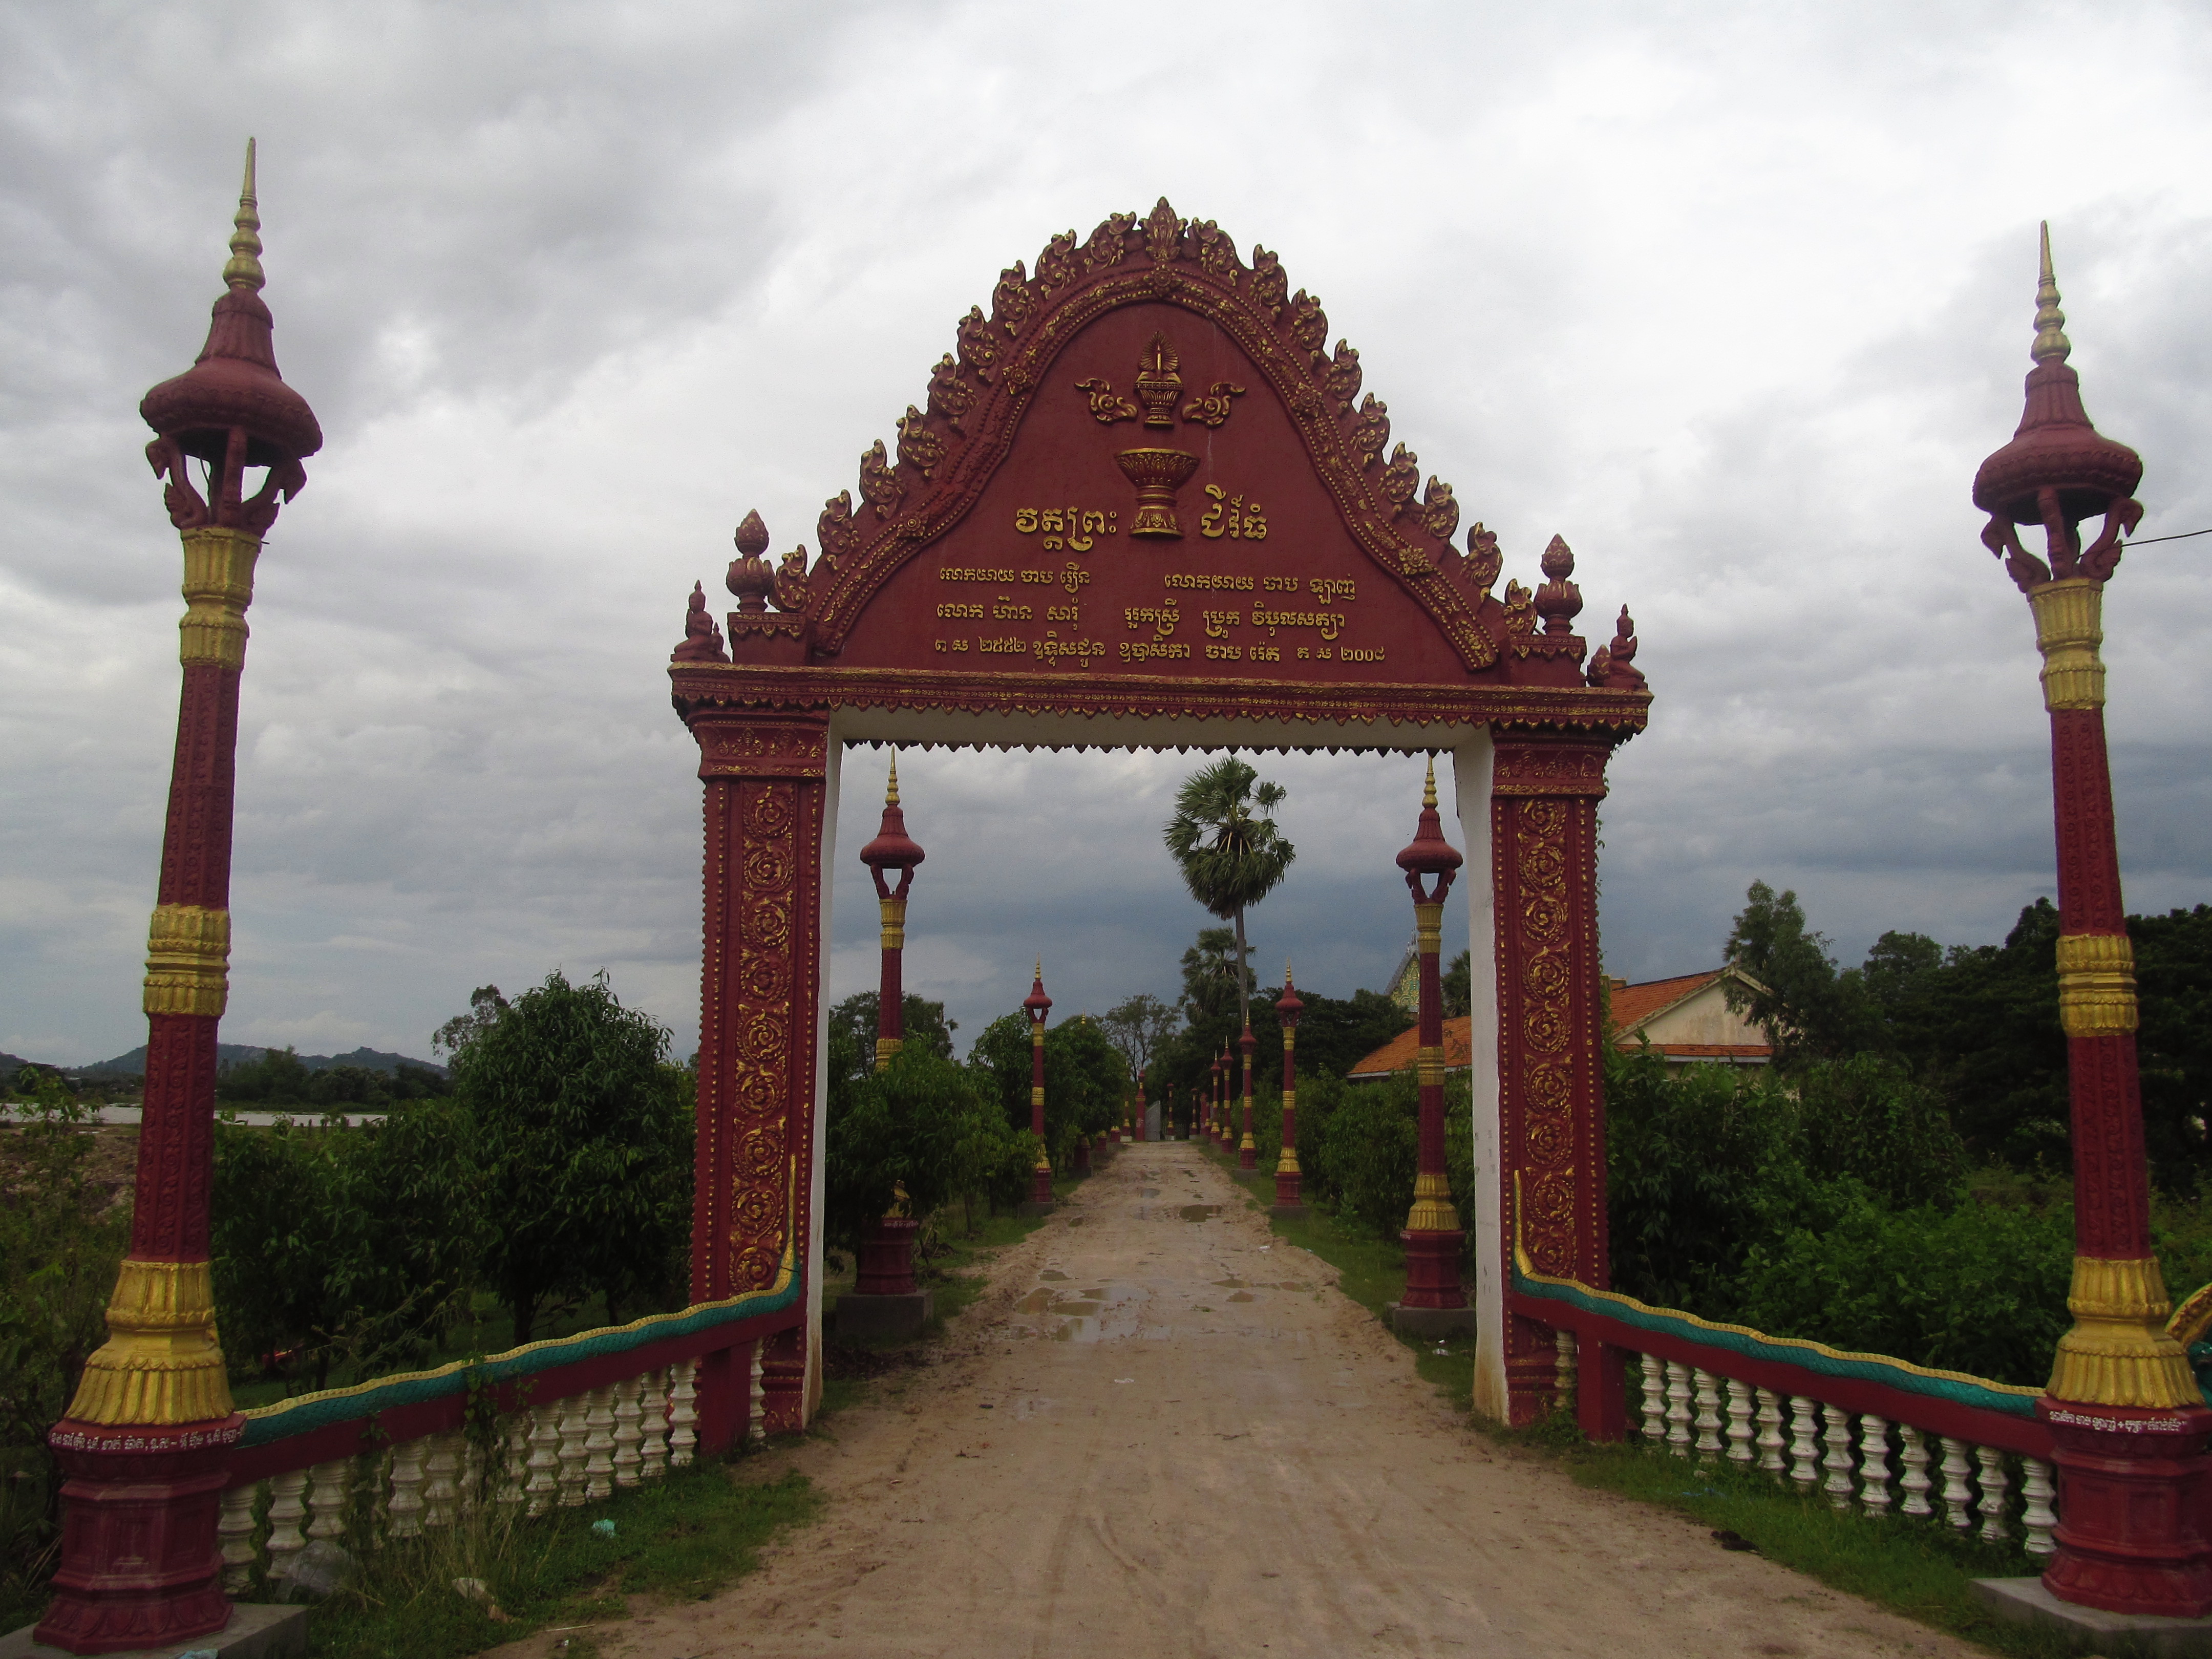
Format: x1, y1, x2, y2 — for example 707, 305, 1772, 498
874, 1036, 902, 1067
1407, 1169, 1460, 1233
178, 526, 261, 670
878, 896, 907, 951
65, 1259, 233, 1426
143, 904, 231, 1018
2029, 578, 2105, 712
2056, 932, 2138, 1036
1416, 1043, 1445, 1090
2049, 1254, 2200, 1408
1414, 900, 1443, 957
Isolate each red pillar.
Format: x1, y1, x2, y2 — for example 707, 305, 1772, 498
1490, 733, 1614, 1423
1392, 761, 1473, 1335
1237, 1022, 1258, 1169
40, 146, 323, 1655
1022, 966, 1054, 1213
1274, 974, 1306, 1215
1972, 226, 2212, 1617
859, 755, 923, 1072
686, 704, 830, 1440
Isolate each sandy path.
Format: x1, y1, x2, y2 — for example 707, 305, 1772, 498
584, 1145, 1977, 1659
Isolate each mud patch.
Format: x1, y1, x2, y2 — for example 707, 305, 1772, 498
1179, 1204, 1221, 1222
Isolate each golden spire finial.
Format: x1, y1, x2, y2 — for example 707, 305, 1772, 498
886, 753, 900, 807
223, 138, 265, 293
1422, 755, 1438, 809
2032, 220, 2071, 367
1035, 956, 1043, 981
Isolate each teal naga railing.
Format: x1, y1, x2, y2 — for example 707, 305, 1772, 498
211, 1273, 799, 1594
1508, 1210, 2063, 1551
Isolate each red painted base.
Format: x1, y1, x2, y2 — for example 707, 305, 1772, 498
1030, 1166, 1054, 1209
855, 1216, 920, 1296
1275, 1169, 1301, 1208
1075, 1139, 1092, 1174
36, 1417, 243, 1655
1505, 1315, 1559, 1426
2038, 1399, 2212, 1618
758, 1325, 806, 1436
1399, 1228, 1467, 1310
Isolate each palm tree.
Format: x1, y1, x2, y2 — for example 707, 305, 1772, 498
1164, 757, 1296, 1033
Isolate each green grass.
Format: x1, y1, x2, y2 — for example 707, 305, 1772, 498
303, 1459, 819, 1659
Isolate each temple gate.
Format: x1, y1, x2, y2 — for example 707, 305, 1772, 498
667, 198, 1652, 1437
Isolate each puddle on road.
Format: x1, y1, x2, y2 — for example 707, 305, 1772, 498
1179, 1204, 1221, 1222
1039, 1270, 1069, 1281
1012, 1279, 1153, 1344
1211, 1278, 1247, 1288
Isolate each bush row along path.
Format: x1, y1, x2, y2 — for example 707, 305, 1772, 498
523, 1145, 1977, 1658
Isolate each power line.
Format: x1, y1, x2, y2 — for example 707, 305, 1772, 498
2122, 526, 2212, 547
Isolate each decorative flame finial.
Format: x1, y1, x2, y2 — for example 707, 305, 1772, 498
1422, 755, 1438, 809
223, 139, 265, 293
886, 753, 900, 807
2032, 221, 2072, 367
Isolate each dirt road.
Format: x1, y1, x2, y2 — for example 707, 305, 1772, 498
601, 1144, 1977, 1658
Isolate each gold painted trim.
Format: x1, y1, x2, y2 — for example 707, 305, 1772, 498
2050, 1254, 2200, 1409
2056, 931, 2138, 1036
179, 526, 261, 669
1406, 1168, 1460, 1232
1275, 1148, 1300, 1175
2029, 578, 2104, 712
1416, 1044, 1444, 1089
66, 1258, 233, 1426
878, 897, 907, 950
873, 1035, 902, 1072
143, 903, 230, 1018
1414, 900, 1444, 956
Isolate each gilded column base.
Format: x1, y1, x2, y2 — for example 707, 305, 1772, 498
873, 1035, 902, 1071
2048, 1255, 2201, 1410
1405, 1170, 1461, 1234
66, 1259, 233, 1428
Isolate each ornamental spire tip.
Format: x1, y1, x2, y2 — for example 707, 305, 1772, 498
2033, 220, 2071, 367
223, 138, 265, 293
1422, 755, 1438, 809
886, 753, 900, 807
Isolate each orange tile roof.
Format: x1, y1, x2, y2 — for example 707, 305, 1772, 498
1347, 1016, 1474, 1078
1345, 969, 1771, 1077
1606, 970, 1727, 1033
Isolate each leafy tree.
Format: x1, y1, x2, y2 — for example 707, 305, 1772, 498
1101, 992, 1179, 1084
825, 991, 958, 1088
967, 1009, 1129, 1173
823, 1048, 1023, 1250
449, 971, 691, 1341
1797, 1053, 1966, 1210
1164, 757, 1295, 1032
1721, 881, 1881, 1065
216, 1046, 314, 1104
0, 1068, 125, 1558
434, 985, 512, 1060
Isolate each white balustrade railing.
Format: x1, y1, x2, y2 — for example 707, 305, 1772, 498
1598, 1340, 2058, 1557
219, 1356, 709, 1593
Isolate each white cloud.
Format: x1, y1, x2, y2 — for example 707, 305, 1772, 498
5, 1, 2209, 1064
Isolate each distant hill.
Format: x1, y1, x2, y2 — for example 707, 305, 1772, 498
79, 1044, 446, 1078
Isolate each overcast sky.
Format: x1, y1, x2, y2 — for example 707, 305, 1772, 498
5, 2, 2210, 1067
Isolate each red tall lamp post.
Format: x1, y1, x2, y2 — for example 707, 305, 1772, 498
1274, 970, 1306, 1218
1971, 227, 2212, 1619
1021, 964, 1054, 1214
858, 755, 923, 1072
1389, 759, 1474, 1341
39, 143, 322, 1652
1237, 1019, 1258, 1170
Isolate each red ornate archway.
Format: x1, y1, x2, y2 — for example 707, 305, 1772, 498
668, 199, 1651, 1436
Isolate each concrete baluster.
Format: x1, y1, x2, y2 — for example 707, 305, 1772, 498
217, 1483, 259, 1594
1754, 1389, 1785, 1475
1664, 1362, 1693, 1458
1857, 1415, 1892, 1516
1787, 1397, 1819, 1491
640, 1367, 670, 1481
748, 1344, 768, 1446
613, 1374, 644, 1487
1819, 1405, 1855, 1511
1974, 1444, 2012, 1543
1938, 1438, 1974, 1530
420, 1429, 460, 1529
498, 1417, 529, 1509
1553, 1330, 1578, 1414
1691, 1370, 1723, 1459
584, 1385, 616, 1501
265, 1469, 309, 1580
388, 1436, 428, 1538
669, 1360, 700, 1467
1898, 1426, 1933, 1518
1638, 1355, 1666, 1443
306, 1459, 349, 1547
557, 1394, 590, 1507
2020, 1457, 2058, 1557
1723, 1378, 1755, 1463
524, 1409, 561, 1517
